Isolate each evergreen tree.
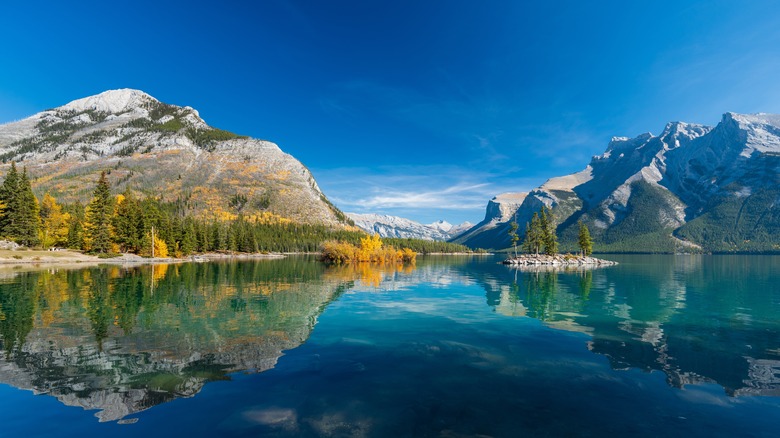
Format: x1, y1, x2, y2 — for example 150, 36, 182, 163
180, 219, 197, 255
65, 202, 86, 250
540, 206, 558, 255
508, 215, 520, 258
523, 212, 542, 255
15, 168, 40, 247
0, 162, 20, 238
578, 221, 593, 256
85, 172, 114, 253
113, 190, 143, 253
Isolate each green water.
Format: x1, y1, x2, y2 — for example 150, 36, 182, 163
0, 255, 778, 436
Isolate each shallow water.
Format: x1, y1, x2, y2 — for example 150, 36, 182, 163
0, 255, 778, 436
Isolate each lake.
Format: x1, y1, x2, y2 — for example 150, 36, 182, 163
0, 255, 778, 436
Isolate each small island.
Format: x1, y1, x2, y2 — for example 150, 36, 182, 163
502, 253, 617, 266
503, 206, 617, 267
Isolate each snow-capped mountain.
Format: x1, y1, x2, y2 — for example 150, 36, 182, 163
348, 213, 472, 241
454, 112, 780, 252
0, 89, 348, 225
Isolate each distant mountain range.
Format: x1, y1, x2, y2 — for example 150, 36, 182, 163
455, 113, 780, 252
3, 91, 778, 252
0, 89, 349, 225
347, 213, 472, 241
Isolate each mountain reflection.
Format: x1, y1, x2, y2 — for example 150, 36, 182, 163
0, 259, 355, 422
478, 255, 780, 397
2, 255, 779, 425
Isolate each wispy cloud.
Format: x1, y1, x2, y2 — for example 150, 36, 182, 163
312, 165, 540, 224
350, 183, 491, 210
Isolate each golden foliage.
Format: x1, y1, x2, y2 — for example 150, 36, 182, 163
39, 193, 72, 249
321, 235, 416, 265
360, 234, 383, 252
153, 236, 169, 258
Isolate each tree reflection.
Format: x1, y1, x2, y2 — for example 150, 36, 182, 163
481, 255, 780, 397
0, 273, 36, 357
0, 259, 356, 422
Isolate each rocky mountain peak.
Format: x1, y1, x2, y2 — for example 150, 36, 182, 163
0, 89, 348, 226
59, 88, 156, 114
485, 193, 527, 223
456, 111, 780, 252
427, 220, 453, 232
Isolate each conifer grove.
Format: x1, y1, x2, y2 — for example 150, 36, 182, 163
0, 166, 473, 256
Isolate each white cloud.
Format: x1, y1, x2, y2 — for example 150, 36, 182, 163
312, 165, 539, 224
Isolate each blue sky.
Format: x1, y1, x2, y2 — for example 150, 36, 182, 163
2, 1, 780, 224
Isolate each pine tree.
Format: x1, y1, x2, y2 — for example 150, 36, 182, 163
15, 168, 40, 247
113, 190, 143, 253
180, 219, 197, 255
540, 206, 558, 255
85, 172, 114, 253
65, 202, 86, 250
508, 215, 520, 258
523, 212, 542, 255
578, 221, 593, 256
0, 162, 20, 238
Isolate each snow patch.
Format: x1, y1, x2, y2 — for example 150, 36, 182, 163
61, 89, 155, 114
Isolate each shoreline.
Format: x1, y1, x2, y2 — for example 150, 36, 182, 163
0, 249, 286, 271
502, 254, 618, 267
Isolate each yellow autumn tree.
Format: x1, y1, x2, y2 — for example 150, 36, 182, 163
140, 233, 169, 258
153, 236, 168, 258
39, 193, 71, 249
322, 234, 416, 264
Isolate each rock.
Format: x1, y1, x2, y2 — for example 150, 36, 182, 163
0, 240, 21, 250
502, 254, 617, 267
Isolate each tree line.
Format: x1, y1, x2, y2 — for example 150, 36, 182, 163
0, 167, 478, 257
508, 205, 593, 256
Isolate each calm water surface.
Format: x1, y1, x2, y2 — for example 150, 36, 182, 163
0, 255, 778, 436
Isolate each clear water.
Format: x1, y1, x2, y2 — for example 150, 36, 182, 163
0, 255, 779, 436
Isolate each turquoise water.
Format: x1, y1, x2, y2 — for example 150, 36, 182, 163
0, 255, 779, 436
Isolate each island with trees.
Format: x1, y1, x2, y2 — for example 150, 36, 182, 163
503, 206, 617, 267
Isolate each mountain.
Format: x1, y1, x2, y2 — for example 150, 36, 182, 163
347, 213, 473, 241
429, 219, 474, 238
454, 113, 780, 252
0, 89, 348, 225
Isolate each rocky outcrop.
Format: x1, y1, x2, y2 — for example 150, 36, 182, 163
501, 254, 617, 267
0, 89, 348, 226
457, 112, 780, 252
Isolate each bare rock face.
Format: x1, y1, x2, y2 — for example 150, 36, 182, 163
0, 89, 348, 226
457, 113, 780, 252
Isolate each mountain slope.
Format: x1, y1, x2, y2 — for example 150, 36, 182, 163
0, 89, 348, 225
457, 113, 780, 252
348, 213, 472, 241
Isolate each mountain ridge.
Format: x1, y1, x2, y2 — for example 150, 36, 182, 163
455, 112, 780, 252
347, 212, 472, 241
0, 89, 349, 226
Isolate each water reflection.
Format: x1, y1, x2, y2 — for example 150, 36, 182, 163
0, 259, 358, 422
1, 255, 779, 428
478, 255, 780, 396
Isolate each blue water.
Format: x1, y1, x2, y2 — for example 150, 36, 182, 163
0, 255, 779, 436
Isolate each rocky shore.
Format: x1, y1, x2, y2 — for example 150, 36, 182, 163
502, 254, 618, 266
